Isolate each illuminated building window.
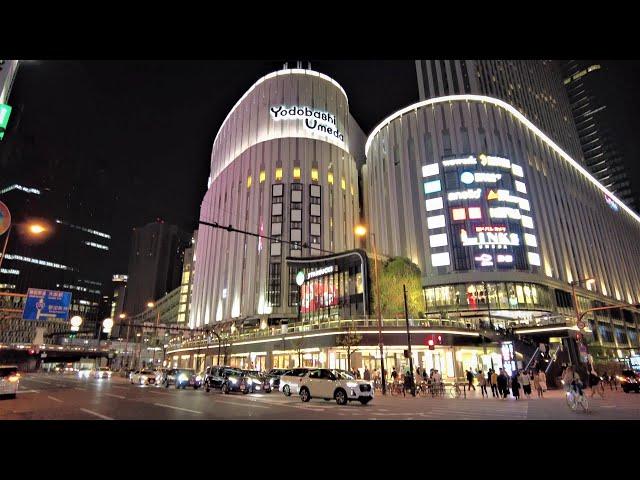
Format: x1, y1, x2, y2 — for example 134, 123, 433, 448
521, 215, 534, 229
422, 163, 439, 177
55, 219, 111, 239
247, 176, 252, 188
341, 178, 346, 191
328, 172, 334, 185
426, 197, 444, 211
259, 171, 266, 183
451, 208, 466, 221
528, 252, 541, 266
515, 180, 527, 194
431, 252, 450, 267
275, 168, 283, 181
293, 167, 301, 180
84, 241, 109, 251
427, 215, 446, 229
311, 168, 319, 182
424, 180, 442, 194
524, 233, 537, 247
429, 233, 448, 248
468, 207, 482, 219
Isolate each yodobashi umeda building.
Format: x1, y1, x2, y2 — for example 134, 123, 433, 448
189, 68, 367, 332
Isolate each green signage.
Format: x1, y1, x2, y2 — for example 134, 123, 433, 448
0, 103, 12, 140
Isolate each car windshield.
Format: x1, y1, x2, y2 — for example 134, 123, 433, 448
622, 370, 636, 377
333, 370, 355, 380
244, 370, 261, 377
226, 369, 242, 377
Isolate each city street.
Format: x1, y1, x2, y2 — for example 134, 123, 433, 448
2, 373, 639, 420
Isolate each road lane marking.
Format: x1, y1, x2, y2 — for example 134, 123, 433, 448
104, 393, 126, 399
17, 389, 39, 394
22, 378, 52, 385
213, 399, 270, 409
74, 387, 87, 391
153, 403, 202, 414
80, 408, 114, 420
47, 396, 63, 403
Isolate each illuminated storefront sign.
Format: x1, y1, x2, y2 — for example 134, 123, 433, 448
489, 207, 522, 220
306, 265, 337, 280
270, 105, 344, 143
422, 163, 440, 177
0, 104, 12, 141
448, 189, 481, 201
425, 197, 444, 211
478, 154, 511, 169
424, 179, 442, 194
461, 228, 520, 249
511, 164, 524, 177
461, 171, 502, 184
486, 189, 529, 210
442, 156, 477, 167
475, 253, 513, 266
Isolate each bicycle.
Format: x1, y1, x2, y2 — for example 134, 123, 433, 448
448, 383, 462, 399
565, 382, 589, 413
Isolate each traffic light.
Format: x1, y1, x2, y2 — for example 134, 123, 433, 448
428, 339, 435, 350
435, 334, 443, 345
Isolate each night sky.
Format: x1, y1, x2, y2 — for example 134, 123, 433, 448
5, 60, 640, 279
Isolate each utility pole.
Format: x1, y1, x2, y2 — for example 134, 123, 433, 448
403, 284, 415, 396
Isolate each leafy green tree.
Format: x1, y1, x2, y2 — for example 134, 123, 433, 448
336, 323, 363, 370
370, 256, 423, 318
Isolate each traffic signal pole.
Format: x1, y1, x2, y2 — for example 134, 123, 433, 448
403, 284, 415, 397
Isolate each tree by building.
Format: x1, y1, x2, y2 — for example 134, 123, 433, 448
336, 322, 362, 370
370, 256, 423, 318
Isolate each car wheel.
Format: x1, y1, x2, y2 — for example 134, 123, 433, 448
222, 383, 229, 394
359, 397, 371, 405
283, 385, 291, 397
334, 388, 347, 405
300, 387, 311, 402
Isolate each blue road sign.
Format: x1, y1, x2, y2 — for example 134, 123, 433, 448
22, 288, 72, 321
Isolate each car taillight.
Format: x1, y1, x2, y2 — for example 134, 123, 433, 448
9, 375, 20, 383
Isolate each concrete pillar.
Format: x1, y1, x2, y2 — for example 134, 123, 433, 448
266, 351, 274, 370
352, 351, 363, 369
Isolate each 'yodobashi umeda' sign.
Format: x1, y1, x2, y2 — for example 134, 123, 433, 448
270, 105, 344, 143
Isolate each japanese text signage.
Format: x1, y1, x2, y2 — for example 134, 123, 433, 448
22, 288, 72, 321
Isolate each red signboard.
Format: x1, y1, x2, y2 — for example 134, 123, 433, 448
0, 201, 10, 236
475, 225, 506, 233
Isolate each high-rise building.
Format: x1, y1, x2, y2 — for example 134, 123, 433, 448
0, 60, 19, 105
0, 182, 112, 336
123, 220, 190, 316
561, 61, 635, 211
415, 60, 583, 161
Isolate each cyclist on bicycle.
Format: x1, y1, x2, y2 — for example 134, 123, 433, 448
562, 366, 584, 396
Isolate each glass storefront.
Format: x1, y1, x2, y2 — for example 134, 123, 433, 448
424, 281, 552, 312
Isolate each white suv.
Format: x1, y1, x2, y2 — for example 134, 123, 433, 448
298, 368, 373, 405
279, 368, 311, 396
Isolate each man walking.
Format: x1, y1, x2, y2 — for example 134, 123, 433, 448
466, 369, 476, 390
497, 368, 509, 399
490, 369, 499, 397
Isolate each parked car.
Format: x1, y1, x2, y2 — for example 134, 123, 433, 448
130, 369, 157, 386
238, 370, 272, 394
0, 365, 20, 399
220, 369, 247, 394
77, 368, 92, 379
617, 370, 640, 393
92, 367, 112, 379
203, 366, 241, 392
265, 368, 290, 391
279, 368, 312, 396
297, 368, 373, 405
163, 368, 202, 389
154, 368, 168, 384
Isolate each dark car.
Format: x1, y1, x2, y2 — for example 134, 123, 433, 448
163, 368, 202, 389
204, 366, 242, 392
238, 370, 272, 394
618, 370, 640, 393
265, 368, 290, 391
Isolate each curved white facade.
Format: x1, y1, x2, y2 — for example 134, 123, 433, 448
363, 95, 640, 305
191, 69, 362, 328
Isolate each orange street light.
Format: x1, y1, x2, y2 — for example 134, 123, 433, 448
119, 313, 126, 319
28, 223, 46, 235
354, 224, 367, 237
147, 302, 155, 309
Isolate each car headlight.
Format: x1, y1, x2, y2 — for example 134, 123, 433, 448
346, 382, 358, 388
229, 377, 238, 384
178, 374, 188, 382
196, 375, 202, 382
141, 376, 147, 382
269, 378, 274, 385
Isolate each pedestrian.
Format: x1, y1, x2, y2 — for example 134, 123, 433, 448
537, 369, 547, 396
403, 370, 413, 397
391, 367, 398, 384
589, 368, 604, 399
477, 369, 488, 397
364, 367, 371, 381
511, 371, 521, 400
490, 369, 499, 397
497, 368, 509, 399
422, 368, 428, 381
519, 370, 532, 399
466, 369, 476, 390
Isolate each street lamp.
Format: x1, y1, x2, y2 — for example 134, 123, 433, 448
354, 224, 386, 395
570, 277, 596, 327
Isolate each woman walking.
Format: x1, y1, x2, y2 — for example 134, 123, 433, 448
519, 370, 532, 399
511, 371, 521, 400
477, 370, 488, 398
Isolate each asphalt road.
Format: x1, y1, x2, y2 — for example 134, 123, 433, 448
1, 373, 639, 420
